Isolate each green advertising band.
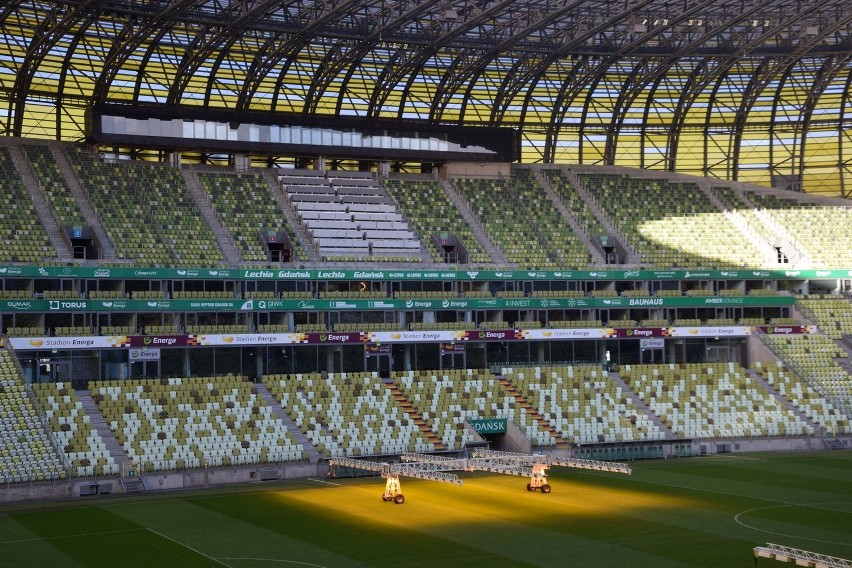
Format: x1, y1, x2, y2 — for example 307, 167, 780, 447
0, 295, 796, 314
0, 265, 850, 281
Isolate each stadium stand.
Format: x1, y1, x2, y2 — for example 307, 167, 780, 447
0, 147, 56, 263
264, 371, 437, 458
196, 171, 304, 263
795, 295, 852, 340
752, 361, 850, 435
89, 376, 304, 471
620, 363, 810, 438
382, 177, 491, 264
281, 170, 422, 262
746, 191, 852, 267
33, 382, 119, 477
501, 365, 664, 444
453, 170, 592, 268
392, 369, 556, 450
64, 147, 224, 267
580, 173, 767, 268
0, 351, 66, 483
22, 144, 87, 229
759, 334, 852, 414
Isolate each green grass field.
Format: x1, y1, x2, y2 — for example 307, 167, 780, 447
1, 451, 850, 567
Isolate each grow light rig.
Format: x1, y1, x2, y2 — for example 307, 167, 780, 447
328, 449, 631, 504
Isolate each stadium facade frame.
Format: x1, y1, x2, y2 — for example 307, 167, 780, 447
0, 1, 851, 196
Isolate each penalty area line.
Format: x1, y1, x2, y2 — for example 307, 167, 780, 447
146, 528, 231, 567
306, 478, 341, 486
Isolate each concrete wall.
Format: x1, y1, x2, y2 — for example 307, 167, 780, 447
438, 162, 510, 179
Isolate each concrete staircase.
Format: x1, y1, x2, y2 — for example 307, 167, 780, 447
439, 179, 509, 265
730, 187, 810, 266
745, 369, 822, 436
180, 168, 242, 265
532, 169, 606, 265
382, 379, 447, 451
561, 169, 641, 264
75, 390, 129, 468
698, 182, 778, 266
6, 144, 73, 261
254, 383, 322, 463
496, 377, 570, 449
607, 371, 673, 438
48, 143, 117, 261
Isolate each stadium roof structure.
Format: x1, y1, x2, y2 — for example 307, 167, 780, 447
1, 0, 851, 196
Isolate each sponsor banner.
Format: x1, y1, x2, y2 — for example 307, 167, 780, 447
640, 338, 665, 349
129, 335, 190, 348
758, 325, 818, 335
2, 266, 851, 281
5, 325, 820, 350
129, 348, 160, 361
464, 329, 525, 341
7, 336, 129, 350
667, 326, 753, 338
614, 327, 670, 339
371, 330, 463, 343
522, 328, 609, 340
440, 342, 466, 352
365, 344, 392, 355
469, 418, 507, 434
0, 295, 795, 314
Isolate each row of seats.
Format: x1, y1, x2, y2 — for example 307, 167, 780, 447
0, 351, 66, 484
0, 148, 56, 263
581, 174, 768, 268
621, 362, 811, 438
502, 365, 664, 445
32, 382, 119, 477
392, 369, 556, 450
89, 376, 305, 472
264, 371, 435, 458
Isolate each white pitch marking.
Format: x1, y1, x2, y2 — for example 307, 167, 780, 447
217, 557, 331, 567
0, 527, 146, 545
146, 528, 231, 566
733, 503, 852, 548
305, 478, 341, 486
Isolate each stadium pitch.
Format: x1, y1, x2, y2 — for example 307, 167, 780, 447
0, 451, 850, 567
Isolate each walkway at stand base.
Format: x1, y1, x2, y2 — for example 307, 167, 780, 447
754, 543, 851, 568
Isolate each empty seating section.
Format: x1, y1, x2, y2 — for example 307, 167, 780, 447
752, 362, 850, 435
392, 369, 555, 449
23, 145, 86, 228
197, 172, 302, 262
382, 178, 490, 263
746, 191, 852, 267
545, 170, 609, 241
282, 170, 422, 262
90, 376, 303, 471
621, 363, 809, 438
712, 186, 775, 242
0, 351, 66, 483
0, 147, 55, 263
33, 382, 118, 476
264, 371, 434, 458
454, 171, 591, 268
502, 366, 663, 444
185, 325, 249, 335
65, 147, 223, 266
580, 174, 764, 268
760, 334, 852, 414
795, 295, 852, 340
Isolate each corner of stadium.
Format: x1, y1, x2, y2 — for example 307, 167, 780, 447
0, 1, 850, 566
